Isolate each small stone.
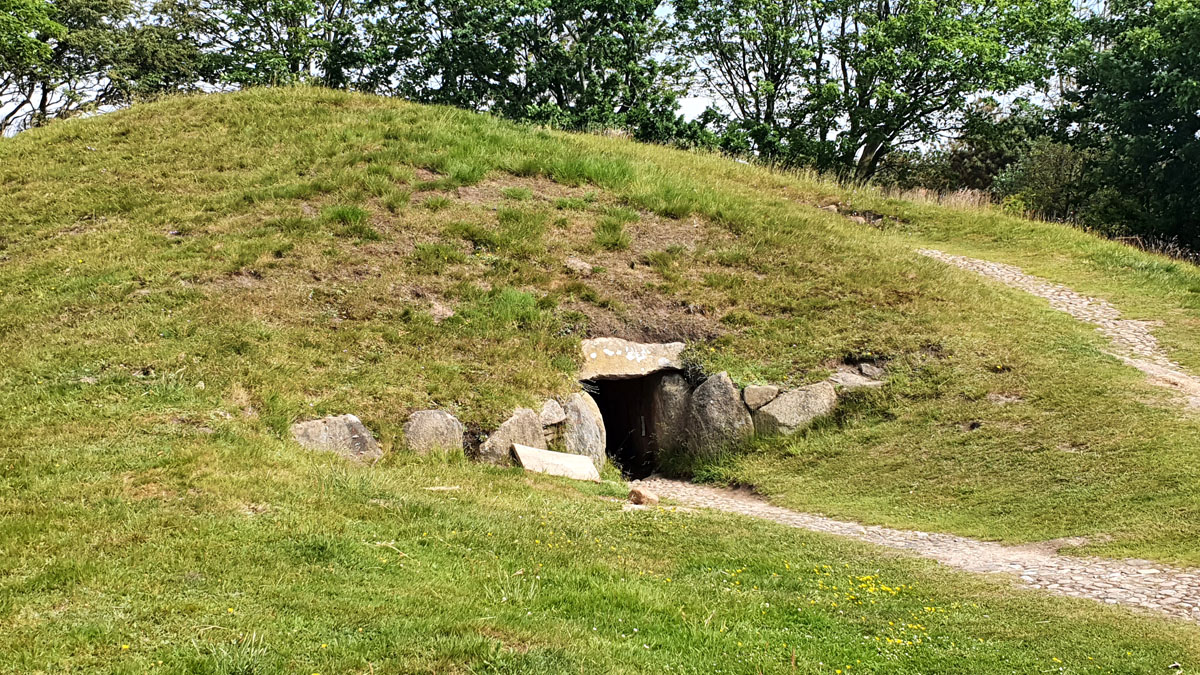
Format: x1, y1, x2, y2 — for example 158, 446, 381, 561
820, 204, 839, 213
828, 368, 883, 390
479, 408, 545, 465
629, 486, 659, 506
540, 399, 567, 426
848, 215, 867, 224
565, 257, 593, 276
403, 410, 464, 454
858, 362, 886, 379
290, 414, 383, 463
742, 384, 780, 411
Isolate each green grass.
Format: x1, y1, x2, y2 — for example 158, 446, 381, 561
594, 217, 632, 251
4, 86, 1200, 669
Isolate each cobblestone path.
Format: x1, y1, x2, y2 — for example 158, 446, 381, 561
918, 248, 1200, 407
635, 478, 1200, 623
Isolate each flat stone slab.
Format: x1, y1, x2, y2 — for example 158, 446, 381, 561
512, 444, 601, 482
579, 337, 685, 380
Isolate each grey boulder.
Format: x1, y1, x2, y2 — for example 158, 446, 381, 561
563, 392, 606, 468
753, 382, 837, 436
479, 408, 545, 464
686, 372, 754, 458
651, 372, 691, 452
290, 414, 383, 463
402, 410, 465, 454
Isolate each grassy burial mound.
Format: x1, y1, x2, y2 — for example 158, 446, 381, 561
3, 87, 1200, 671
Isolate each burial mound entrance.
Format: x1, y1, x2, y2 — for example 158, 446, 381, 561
578, 338, 687, 479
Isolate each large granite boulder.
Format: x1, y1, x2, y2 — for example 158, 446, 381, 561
563, 392, 606, 468
753, 382, 837, 436
290, 414, 383, 463
402, 410, 464, 454
479, 408, 545, 464
579, 337, 685, 380
651, 372, 691, 452
685, 372, 754, 458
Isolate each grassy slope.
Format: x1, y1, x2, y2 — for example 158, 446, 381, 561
3, 87, 1200, 669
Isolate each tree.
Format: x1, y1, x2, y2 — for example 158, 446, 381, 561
674, 0, 1076, 181
1064, 0, 1200, 245
2, 0, 203, 134
161, 0, 385, 87
409, 0, 685, 131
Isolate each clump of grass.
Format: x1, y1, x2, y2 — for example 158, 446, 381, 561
496, 207, 548, 259
410, 243, 467, 274
447, 221, 500, 251
601, 205, 639, 223
264, 215, 317, 235
323, 205, 382, 241
704, 272, 745, 290
423, 195, 452, 212
641, 247, 684, 283
383, 189, 411, 213
501, 187, 532, 201
594, 216, 631, 251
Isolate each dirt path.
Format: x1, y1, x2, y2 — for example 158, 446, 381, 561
918, 248, 1200, 407
634, 477, 1200, 623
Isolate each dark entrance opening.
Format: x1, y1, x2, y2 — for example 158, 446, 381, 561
585, 374, 664, 479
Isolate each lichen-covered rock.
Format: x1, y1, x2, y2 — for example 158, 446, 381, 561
479, 408, 545, 465
742, 384, 780, 411
563, 392, 606, 468
686, 372, 754, 458
402, 410, 464, 454
651, 373, 691, 452
290, 414, 383, 463
753, 382, 837, 436
579, 337, 685, 380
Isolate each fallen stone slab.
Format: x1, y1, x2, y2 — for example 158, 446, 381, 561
290, 414, 383, 463
402, 410, 465, 454
753, 382, 837, 436
579, 337, 685, 380
513, 444, 601, 482
479, 408, 545, 464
